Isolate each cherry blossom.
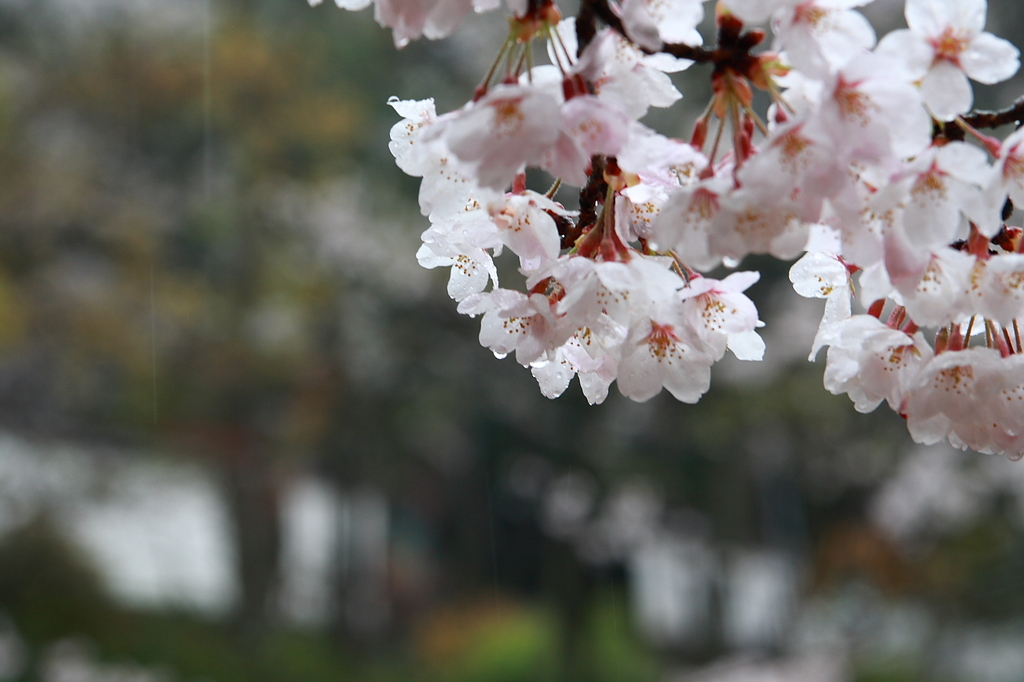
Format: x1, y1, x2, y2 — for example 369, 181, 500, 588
620, 0, 704, 49
551, 20, 688, 120
772, 0, 876, 78
310, 0, 510, 47
679, 271, 766, 361
431, 84, 563, 191
875, 0, 1020, 120
789, 240, 853, 359
822, 314, 932, 413
358, 0, 1024, 458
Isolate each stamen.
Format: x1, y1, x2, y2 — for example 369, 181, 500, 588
547, 24, 574, 74
741, 102, 769, 137
949, 320, 964, 350
668, 250, 695, 284
476, 35, 515, 99
545, 178, 562, 198
886, 305, 907, 330
964, 315, 976, 346
708, 109, 728, 166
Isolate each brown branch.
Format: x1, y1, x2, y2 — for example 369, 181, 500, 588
962, 96, 1024, 129
572, 156, 607, 248
584, 0, 627, 42
575, 0, 598, 57
934, 119, 966, 141
658, 42, 716, 64
936, 96, 1024, 140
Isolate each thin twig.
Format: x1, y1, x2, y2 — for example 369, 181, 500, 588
964, 315, 976, 347
936, 96, 1024, 139
578, 157, 606, 225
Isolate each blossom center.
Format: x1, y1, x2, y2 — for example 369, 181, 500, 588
1004, 146, 1024, 184
691, 188, 720, 221
793, 2, 829, 29
911, 167, 948, 201
834, 77, 872, 126
775, 127, 812, 168
492, 98, 525, 138
934, 364, 974, 394
646, 322, 682, 361
931, 26, 970, 65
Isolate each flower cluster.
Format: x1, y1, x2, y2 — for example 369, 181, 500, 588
315, 0, 1024, 458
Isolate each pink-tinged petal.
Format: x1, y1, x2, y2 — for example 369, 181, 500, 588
531, 355, 575, 399
443, 85, 562, 190
540, 131, 590, 187
937, 141, 990, 184
951, 0, 987, 36
375, 0, 432, 47
906, 0, 985, 37
616, 341, 665, 402
720, 270, 760, 293
773, 5, 876, 78
972, 254, 1024, 326
993, 128, 1024, 213
616, 122, 705, 176
727, 330, 765, 361
620, 0, 662, 51
875, 29, 933, 78
560, 96, 629, 158
905, 412, 952, 445
719, 0, 791, 24
961, 32, 1020, 84
904, 0, 952, 37
819, 0, 874, 9
648, 0, 704, 46
595, 261, 636, 292
821, 9, 877, 61
448, 252, 497, 301
678, 277, 715, 299
617, 318, 712, 403
901, 248, 974, 327
856, 263, 892, 308
662, 358, 712, 403
491, 193, 563, 272
920, 60, 972, 120
423, 0, 474, 39
642, 52, 694, 74
790, 252, 848, 298
809, 293, 852, 361
882, 221, 928, 293
637, 68, 684, 108
579, 370, 612, 405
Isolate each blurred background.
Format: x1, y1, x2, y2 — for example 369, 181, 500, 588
2, 0, 1024, 681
